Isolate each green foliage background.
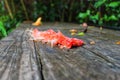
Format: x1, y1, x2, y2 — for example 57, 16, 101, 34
0, 0, 120, 38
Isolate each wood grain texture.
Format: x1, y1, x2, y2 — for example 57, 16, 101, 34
0, 29, 42, 80
0, 22, 120, 80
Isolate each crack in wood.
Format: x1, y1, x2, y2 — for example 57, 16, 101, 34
0, 23, 120, 80
33, 41, 45, 80
82, 46, 120, 69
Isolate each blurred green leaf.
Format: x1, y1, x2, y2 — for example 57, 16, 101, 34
89, 12, 99, 23
98, 18, 103, 26
86, 10, 90, 15
108, 15, 118, 21
0, 15, 9, 22
108, 1, 120, 8
0, 21, 7, 37
78, 10, 90, 19
78, 12, 88, 19
103, 14, 109, 21
118, 14, 120, 18
94, 0, 106, 8
77, 32, 85, 36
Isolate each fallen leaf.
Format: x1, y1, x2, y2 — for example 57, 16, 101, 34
90, 41, 95, 45
69, 29, 77, 33
77, 32, 85, 36
32, 17, 42, 26
116, 41, 120, 45
71, 32, 76, 35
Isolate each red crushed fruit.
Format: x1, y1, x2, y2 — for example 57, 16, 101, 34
31, 28, 84, 49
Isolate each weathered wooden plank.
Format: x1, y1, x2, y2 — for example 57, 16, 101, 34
32, 23, 120, 80
0, 22, 120, 80
77, 29, 120, 67
0, 30, 42, 80
35, 42, 120, 80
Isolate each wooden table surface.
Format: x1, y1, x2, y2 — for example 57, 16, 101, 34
0, 22, 120, 80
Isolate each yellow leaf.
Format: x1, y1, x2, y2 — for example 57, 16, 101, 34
116, 41, 120, 45
69, 29, 77, 33
32, 17, 42, 26
71, 32, 76, 35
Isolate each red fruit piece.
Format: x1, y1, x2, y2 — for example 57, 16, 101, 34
31, 28, 84, 49
71, 38, 84, 46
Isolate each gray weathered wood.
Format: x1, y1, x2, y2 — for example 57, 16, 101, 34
0, 22, 120, 80
0, 29, 42, 80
